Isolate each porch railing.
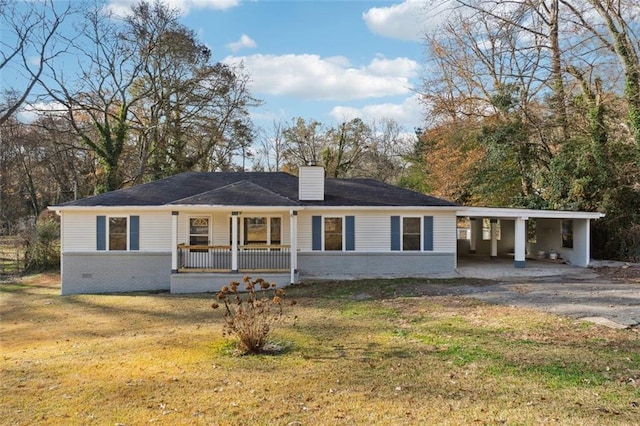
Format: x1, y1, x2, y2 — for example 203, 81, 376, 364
177, 244, 291, 272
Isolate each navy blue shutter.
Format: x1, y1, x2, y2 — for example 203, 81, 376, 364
312, 216, 322, 251
96, 216, 106, 251
345, 216, 355, 251
129, 215, 140, 251
390, 216, 400, 251
423, 216, 434, 251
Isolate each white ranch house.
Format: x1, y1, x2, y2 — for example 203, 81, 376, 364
50, 166, 604, 295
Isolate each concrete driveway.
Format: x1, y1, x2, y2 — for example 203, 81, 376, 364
453, 257, 640, 329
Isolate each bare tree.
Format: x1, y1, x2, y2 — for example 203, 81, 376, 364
125, 1, 260, 180
0, 0, 76, 125
281, 118, 327, 171
323, 118, 371, 178
562, 0, 640, 147
256, 120, 288, 171
42, 6, 146, 192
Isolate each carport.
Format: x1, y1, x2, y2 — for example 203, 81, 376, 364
456, 207, 605, 268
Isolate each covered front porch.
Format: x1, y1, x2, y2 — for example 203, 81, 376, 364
169, 209, 299, 293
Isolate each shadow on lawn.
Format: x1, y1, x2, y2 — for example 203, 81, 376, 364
287, 277, 496, 300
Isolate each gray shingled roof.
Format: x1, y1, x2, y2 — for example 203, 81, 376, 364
55, 172, 458, 208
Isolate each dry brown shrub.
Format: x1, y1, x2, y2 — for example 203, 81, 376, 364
211, 276, 296, 354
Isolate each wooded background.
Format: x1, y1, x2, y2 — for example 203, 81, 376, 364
2, 0, 639, 261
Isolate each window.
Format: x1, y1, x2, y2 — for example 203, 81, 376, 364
270, 217, 282, 246
97, 215, 138, 251
402, 217, 421, 251
189, 217, 209, 252
324, 217, 343, 251
391, 216, 432, 252
244, 217, 267, 245
562, 220, 573, 248
108, 217, 127, 251
312, 215, 354, 251
230, 216, 282, 246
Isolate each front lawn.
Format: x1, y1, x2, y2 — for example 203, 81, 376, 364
1, 274, 638, 425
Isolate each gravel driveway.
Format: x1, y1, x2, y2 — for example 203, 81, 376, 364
451, 259, 640, 329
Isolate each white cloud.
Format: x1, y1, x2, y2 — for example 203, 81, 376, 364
227, 34, 257, 52
223, 53, 418, 101
106, 0, 239, 17
363, 0, 456, 41
17, 101, 66, 123
367, 55, 419, 77
329, 94, 423, 128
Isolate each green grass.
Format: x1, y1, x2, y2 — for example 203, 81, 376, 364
1, 274, 639, 425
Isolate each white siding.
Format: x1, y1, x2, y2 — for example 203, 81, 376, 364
62, 208, 457, 254
212, 212, 228, 246
298, 166, 324, 201
297, 213, 313, 251
281, 214, 291, 245
62, 211, 96, 252
297, 210, 457, 253
62, 210, 172, 252
139, 211, 172, 251
177, 211, 293, 246
433, 214, 457, 252
355, 212, 390, 252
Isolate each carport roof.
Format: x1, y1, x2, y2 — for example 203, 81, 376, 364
458, 206, 605, 220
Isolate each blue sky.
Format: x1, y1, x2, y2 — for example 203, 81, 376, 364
7, 1, 453, 131
106, 0, 441, 131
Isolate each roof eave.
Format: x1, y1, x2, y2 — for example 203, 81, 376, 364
458, 206, 605, 220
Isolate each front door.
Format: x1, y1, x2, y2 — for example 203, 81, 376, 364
187, 216, 210, 268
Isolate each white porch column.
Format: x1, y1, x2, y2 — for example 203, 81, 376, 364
490, 219, 498, 259
290, 210, 298, 284
514, 217, 526, 268
469, 217, 477, 254
171, 211, 179, 273
231, 211, 239, 273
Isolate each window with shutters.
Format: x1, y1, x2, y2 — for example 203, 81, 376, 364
97, 215, 138, 251
324, 217, 343, 251
391, 215, 433, 252
108, 217, 128, 251
402, 217, 421, 251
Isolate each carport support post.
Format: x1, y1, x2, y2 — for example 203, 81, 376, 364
231, 212, 239, 273
290, 210, 298, 284
514, 217, 526, 268
171, 211, 179, 273
490, 219, 498, 259
469, 217, 477, 253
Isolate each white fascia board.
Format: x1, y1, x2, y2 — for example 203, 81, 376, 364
299, 205, 460, 212
48, 205, 172, 213
457, 206, 605, 220
50, 205, 297, 214
171, 205, 298, 213
50, 204, 461, 214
